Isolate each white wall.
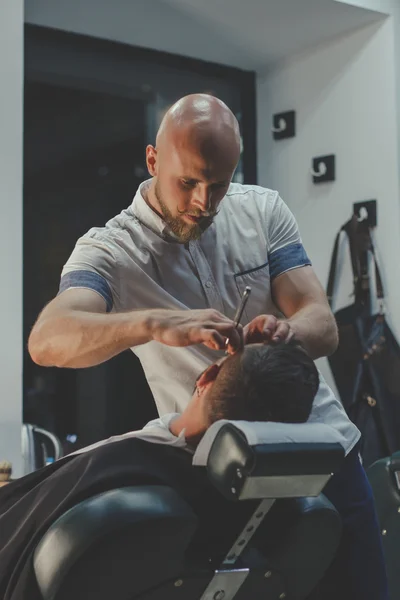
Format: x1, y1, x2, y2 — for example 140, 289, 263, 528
334, 0, 391, 13
0, 0, 24, 476
257, 19, 400, 390
337, 0, 400, 163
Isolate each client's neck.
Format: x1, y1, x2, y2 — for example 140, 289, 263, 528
169, 409, 208, 448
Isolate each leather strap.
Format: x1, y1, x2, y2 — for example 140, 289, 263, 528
369, 239, 384, 300
356, 219, 385, 302
326, 229, 342, 307
343, 215, 366, 304
327, 215, 384, 308
327, 216, 361, 307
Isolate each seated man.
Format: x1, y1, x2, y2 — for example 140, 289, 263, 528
170, 338, 317, 446
0, 340, 318, 600
74, 338, 318, 456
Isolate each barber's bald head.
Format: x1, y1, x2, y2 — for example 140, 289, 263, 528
146, 94, 241, 243
156, 94, 240, 158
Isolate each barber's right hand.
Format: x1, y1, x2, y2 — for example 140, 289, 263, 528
149, 309, 243, 354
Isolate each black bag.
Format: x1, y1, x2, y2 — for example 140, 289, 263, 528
327, 216, 400, 466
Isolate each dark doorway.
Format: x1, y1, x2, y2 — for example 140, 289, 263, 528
24, 79, 156, 450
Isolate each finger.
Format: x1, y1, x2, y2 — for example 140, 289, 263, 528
242, 323, 253, 345
243, 327, 264, 345
243, 316, 267, 342
272, 321, 291, 343
202, 330, 226, 351
226, 326, 244, 354
261, 315, 278, 341
243, 316, 263, 333
242, 321, 260, 343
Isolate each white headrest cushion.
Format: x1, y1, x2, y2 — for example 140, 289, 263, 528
192, 420, 346, 466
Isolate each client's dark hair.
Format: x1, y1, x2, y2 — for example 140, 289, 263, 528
207, 339, 319, 424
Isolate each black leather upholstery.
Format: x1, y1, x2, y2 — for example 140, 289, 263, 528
33, 486, 340, 600
34, 485, 198, 600
254, 494, 341, 600
206, 424, 344, 501
205, 424, 252, 501
32, 425, 345, 600
367, 451, 400, 600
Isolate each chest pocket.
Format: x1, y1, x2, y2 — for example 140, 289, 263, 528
234, 262, 271, 323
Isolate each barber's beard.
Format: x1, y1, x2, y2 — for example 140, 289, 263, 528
155, 181, 215, 243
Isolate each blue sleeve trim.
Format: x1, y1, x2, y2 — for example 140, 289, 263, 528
59, 270, 113, 312
269, 243, 311, 281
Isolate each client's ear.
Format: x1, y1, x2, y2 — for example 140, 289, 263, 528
197, 363, 221, 389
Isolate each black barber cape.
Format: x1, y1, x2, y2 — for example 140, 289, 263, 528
0, 438, 256, 600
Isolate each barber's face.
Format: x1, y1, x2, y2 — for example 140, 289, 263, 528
146, 143, 235, 243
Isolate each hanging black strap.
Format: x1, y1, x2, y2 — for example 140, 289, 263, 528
327, 215, 384, 308
326, 229, 342, 307
343, 215, 366, 305
369, 237, 384, 301
356, 219, 385, 304
326, 216, 361, 308
342, 215, 362, 280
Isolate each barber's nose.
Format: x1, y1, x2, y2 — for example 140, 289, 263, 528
192, 189, 212, 213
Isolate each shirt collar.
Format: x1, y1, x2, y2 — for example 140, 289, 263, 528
131, 179, 178, 241
143, 412, 187, 444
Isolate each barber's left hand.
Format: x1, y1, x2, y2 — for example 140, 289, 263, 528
242, 314, 294, 345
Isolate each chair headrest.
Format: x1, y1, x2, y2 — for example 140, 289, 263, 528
193, 421, 346, 501
193, 420, 346, 467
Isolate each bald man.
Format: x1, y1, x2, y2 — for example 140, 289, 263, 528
28, 94, 387, 599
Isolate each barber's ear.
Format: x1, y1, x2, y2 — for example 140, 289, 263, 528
197, 363, 221, 388
146, 145, 158, 176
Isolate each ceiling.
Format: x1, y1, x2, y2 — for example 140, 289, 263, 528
160, 0, 386, 69
25, 0, 387, 71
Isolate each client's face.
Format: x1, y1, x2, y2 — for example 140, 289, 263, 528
190, 345, 252, 403
169, 345, 260, 444
169, 340, 317, 445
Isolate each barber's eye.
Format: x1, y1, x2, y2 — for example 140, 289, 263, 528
181, 179, 196, 188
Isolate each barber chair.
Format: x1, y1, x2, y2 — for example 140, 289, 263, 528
367, 451, 400, 599
33, 421, 345, 600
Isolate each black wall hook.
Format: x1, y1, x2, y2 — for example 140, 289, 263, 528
311, 154, 335, 184
353, 200, 377, 227
272, 110, 296, 140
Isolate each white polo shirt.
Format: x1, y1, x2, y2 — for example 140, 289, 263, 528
60, 180, 360, 455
